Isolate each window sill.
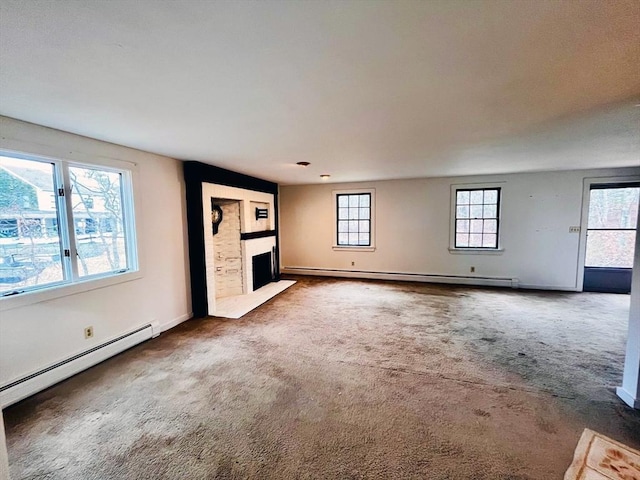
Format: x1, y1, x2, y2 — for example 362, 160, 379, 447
332, 246, 376, 252
0, 269, 143, 312
448, 248, 504, 255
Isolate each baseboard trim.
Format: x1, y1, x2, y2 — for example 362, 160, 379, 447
0, 324, 153, 408
519, 285, 578, 292
0, 312, 193, 409
160, 312, 193, 333
616, 387, 640, 409
282, 267, 518, 288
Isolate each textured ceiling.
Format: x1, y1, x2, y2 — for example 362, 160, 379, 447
1, 0, 638, 184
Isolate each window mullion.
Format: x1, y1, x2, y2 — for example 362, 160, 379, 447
61, 163, 80, 280
52, 162, 73, 282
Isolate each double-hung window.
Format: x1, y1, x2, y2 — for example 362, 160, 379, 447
453, 187, 501, 249
334, 189, 375, 250
0, 153, 138, 297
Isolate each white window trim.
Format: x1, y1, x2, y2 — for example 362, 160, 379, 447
449, 182, 505, 254
0, 149, 141, 312
332, 188, 376, 251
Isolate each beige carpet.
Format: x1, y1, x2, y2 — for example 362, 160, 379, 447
564, 429, 640, 480
4, 276, 640, 479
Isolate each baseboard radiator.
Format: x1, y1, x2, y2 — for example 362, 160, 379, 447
0, 324, 155, 408
282, 267, 519, 288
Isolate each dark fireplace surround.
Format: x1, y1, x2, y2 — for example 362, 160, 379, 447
184, 161, 280, 317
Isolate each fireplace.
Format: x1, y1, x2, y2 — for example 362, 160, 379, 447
252, 251, 273, 291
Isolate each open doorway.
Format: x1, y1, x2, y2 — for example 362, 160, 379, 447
583, 183, 639, 293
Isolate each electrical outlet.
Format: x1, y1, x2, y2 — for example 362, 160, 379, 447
569, 226, 580, 233
470, 266, 475, 273
351, 261, 355, 266
84, 326, 94, 339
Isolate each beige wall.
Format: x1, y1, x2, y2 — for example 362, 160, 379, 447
0, 116, 192, 386
280, 167, 640, 290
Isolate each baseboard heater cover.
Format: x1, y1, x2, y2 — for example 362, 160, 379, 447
282, 267, 519, 288
0, 324, 153, 408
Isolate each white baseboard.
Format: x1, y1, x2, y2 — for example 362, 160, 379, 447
616, 387, 640, 409
0, 325, 153, 408
282, 267, 518, 288
518, 283, 578, 292
0, 312, 193, 409
160, 312, 193, 333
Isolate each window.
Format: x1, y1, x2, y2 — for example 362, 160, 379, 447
454, 188, 500, 249
334, 189, 375, 250
585, 185, 638, 268
0, 153, 138, 297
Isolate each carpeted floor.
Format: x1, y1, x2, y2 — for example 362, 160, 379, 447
4, 276, 640, 479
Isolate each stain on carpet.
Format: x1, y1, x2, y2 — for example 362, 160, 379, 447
4, 276, 639, 479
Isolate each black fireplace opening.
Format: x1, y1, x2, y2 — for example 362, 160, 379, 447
252, 252, 273, 291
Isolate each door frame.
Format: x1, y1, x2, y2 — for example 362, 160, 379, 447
577, 175, 640, 292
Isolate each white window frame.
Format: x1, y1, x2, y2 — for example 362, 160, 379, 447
0, 149, 141, 311
332, 188, 376, 252
449, 182, 504, 254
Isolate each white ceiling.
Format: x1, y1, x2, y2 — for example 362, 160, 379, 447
1, 0, 638, 185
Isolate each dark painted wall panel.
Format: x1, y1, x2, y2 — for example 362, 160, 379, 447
583, 267, 632, 293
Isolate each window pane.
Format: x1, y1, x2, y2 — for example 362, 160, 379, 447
482, 234, 497, 248
470, 219, 483, 233
470, 205, 483, 218
585, 230, 635, 268
588, 187, 639, 229
484, 189, 498, 204
456, 206, 469, 219
484, 219, 497, 234
456, 219, 469, 233
483, 204, 497, 218
336, 192, 373, 248
470, 191, 484, 204
455, 233, 469, 247
457, 191, 469, 204
0, 156, 64, 293
469, 234, 482, 247
69, 166, 127, 277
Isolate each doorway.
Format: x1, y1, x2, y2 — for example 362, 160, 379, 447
583, 183, 639, 293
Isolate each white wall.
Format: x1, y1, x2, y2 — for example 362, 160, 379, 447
617, 205, 640, 408
0, 116, 192, 387
280, 167, 640, 290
